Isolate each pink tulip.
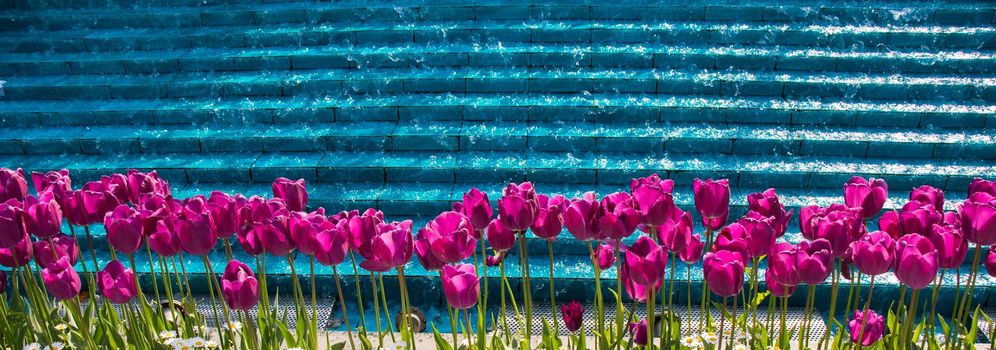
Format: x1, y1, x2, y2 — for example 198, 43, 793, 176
31, 169, 72, 208
629, 320, 648, 346
747, 188, 793, 237
423, 211, 476, 264
498, 182, 538, 231
910, 185, 944, 210
985, 248, 996, 278
802, 204, 863, 257
0, 168, 27, 202
289, 209, 327, 256
740, 211, 775, 258
878, 210, 901, 238
703, 250, 745, 297
105, 204, 144, 254
149, 218, 182, 257
561, 301, 584, 333
654, 206, 692, 253
175, 199, 219, 256
565, 192, 601, 241
42, 257, 81, 300
678, 233, 704, 264
531, 194, 565, 240
849, 231, 895, 276
137, 194, 174, 236
359, 220, 413, 272
207, 191, 240, 238
849, 310, 885, 346
486, 219, 516, 253
0, 199, 24, 248
960, 192, 996, 245
899, 201, 940, 237
81, 179, 123, 224
621, 263, 660, 302
23, 193, 62, 239
272, 177, 307, 212
453, 188, 493, 233
969, 178, 996, 197
32, 233, 78, 268
313, 219, 349, 267
795, 239, 833, 285
222, 260, 260, 311
0, 231, 32, 267
713, 223, 750, 261
237, 224, 264, 256
693, 178, 730, 231
347, 208, 384, 254
844, 176, 889, 220
768, 242, 801, 286
485, 253, 503, 267
126, 169, 171, 204
97, 260, 137, 304
595, 243, 616, 270
766, 268, 796, 297
441, 263, 479, 309
630, 173, 676, 227
415, 227, 446, 271
257, 218, 292, 257
624, 236, 667, 287
598, 192, 641, 240
894, 234, 939, 289
929, 224, 968, 269
62, 191, 89, 226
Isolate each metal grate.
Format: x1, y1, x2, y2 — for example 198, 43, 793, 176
91, 295, 336, 329
500, 301, 826, 342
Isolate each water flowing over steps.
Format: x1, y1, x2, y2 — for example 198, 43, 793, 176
1, 0, 995, 318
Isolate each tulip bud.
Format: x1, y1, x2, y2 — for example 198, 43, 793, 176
0, 231, 32, 268
849, 231, 895, 276
899, 201, 940, 237
560, 301, 584, 333
486, 219, 516, 253
424, 211, 476, 264
703, 250, 745, 297
849, 310, 885, 346
598, 192, 641, 240
747, 189, 793, 237
630, 173, 676, 228
415, 227, 446, 271
629, 320, 648, 346
693, 178, 730, 231
0, 199, 25, 248
960, 192, 996, 245
498, 182, 538, 231
565, 192, 601, 241
894, 234, 939, 289
768, 242, 801, 286
42, 257, 81, 300
97, 260, 137, 304
678, 234, 704, 265
485, 253, 504, 267
969, 178, 996, 197
740, 211, 775, 258
24, 193, 62, 239
910, 185, 944, 211
595, 243, 616, 270
713, 223, 750, 261
313, 219, 349, 267
623, 236, 666, 287
105, 204, 144, 254
985, 248, 996, 278
127, 169, 171, 204
796, 239, 833, 285
766, 268, 796, 297
359, 220, 413, 272
32, 233, 78, 268
0, 168, 28, 203
531, 194, 565, 240
929, 224, 968, 269
454, 188, 493, 233
441, 263, 479, 310
222, 260, 260, 311
31, 169, 72, 208
272, 177, 308, 212
149, 218, 182, 257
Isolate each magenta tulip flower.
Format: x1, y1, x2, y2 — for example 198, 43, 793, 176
713, 223, 750, 261
222, 260, 260, 311
126, 170, 170, 204
960, 192, 996, 245
207, 191, 240, 238
849, 231, 895, 276
531, 194, 565, 240
485, 253, 503, 267
795, 239, 833, 285
768, 242, 801, 286
415, 227, 446, 271
0, 168, 28, 203
598, 192, 641, 240
694, 178, 730, 231
929, 224, 968, 269
81, 179, 123, 224
561, 301, 584, 333
654, 207, 692, 253
31, 169, 72, 208
740, 211, 775, 258
747, 188, 793, 237
678, 233, 704, 265
766, 268, 796, 297
42, 257, 80, 300
802, 204, 863, 257
844, 176, 889, 220
630, 320, 648, 346
175, 202, 220, 256
624, 236, 667, 287
62, 191, 89, 226
97, 260, 137, 304
486, 219, 516, 253
314, 220, 349, 267
453, 188, 493, 233
23, 193, 62, 239
595, 243, 616, 270
237, 224, 264, 256
703, 250, 745, 297
423, 211, 476, 264
498, 182, 538, 231
257, 218, 293, 257
105, 204, 144, 254
910, 185, 944, 210
899, 201, 940, 237
359, 220, 413, 272
441, 263, 480, 310
32, 233, 78, 268
272, 177, 308, 212
347, 208, 384, 255
849, 310, 885, 346
0, 199, 24, 248
630, 173, 676, 227
149, 219, 182, 257
894, 234, 939, 289
985, 248, 996, 278
969, 178, 996, 197
289, 209, 327, 256
0, 232, 32, 268
565, 192, 601, 241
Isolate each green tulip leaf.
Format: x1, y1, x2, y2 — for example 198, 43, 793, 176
432, 324, 453, 350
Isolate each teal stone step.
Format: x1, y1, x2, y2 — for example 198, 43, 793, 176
0, 150, 989, 190
3, 68, 992, 102
0, 94, 992, 129
2, 43, 992, 76
0, 122, 993, 161
3, 21, 993, 54
2, 0, 992, 30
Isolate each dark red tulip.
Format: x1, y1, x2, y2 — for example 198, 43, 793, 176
630, 173, 676, 227
894, 234, 939, 289
104, 204, 144, 254
565, 192, 601, 241
598, 192, 641, 240
703, 250, 745, 297
453, 188, 493, 233
423, 211, 476, 264
747, 188, 793, 237
844, 176, 889, 220
97, 260, 137, 304
42, 257, 80, 300
272, 177, 307, 212
0, 199, 24, 248
0, 231, 32, 267
849, 310, 885, 346
0, 168, 28, 202
693, 178, 730, 231
960, 192, 996, 245
849, 231, 895, 276
126, 169, 171, 204
222, 260, 260, 311
531, 194, 565, 240
629, 320, 648, 346
23, 193, 62, 239
561, 301, 584, 333
31, 169, 72, 208
32, 233, 78, 268
486, 219, 516, 253
498, 182, 538, 231
795, 239, 833, 285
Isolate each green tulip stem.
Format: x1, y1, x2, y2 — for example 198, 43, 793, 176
478, 233, 488, 340
498, 260, 511, 342
348, 251, 367, 337
398, 266, 412, 348
647, 284, 657, 350
955, 246, 983, 345
548, 240, 558, 335
463, 308, 474, 348
700, 229, 713, 332
309, 257, 319, 335
587, 240, 604, 349
518, 230, 533, 349
83, 225, 99, 274
717, 296, 727, 350
378, 274, 396, 341
686, 264, 693, 334
927, 269, 944, 342
947, 267, 961, 345
616, 240, 625, 349
200, 256, 226, 346
143, 237, 162, 305
332, 266, 356, 350
370, 271, 384, 347
663, 254, 676, 350
823, 263, 840, 350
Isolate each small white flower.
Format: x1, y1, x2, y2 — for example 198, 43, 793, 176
204, 340, 218, 348
186, 337, 206, 347
54, 323, 69, 332
681, 335, 702, 348
733, 344, 748, 350
172, 342, 193, 350
387, 341, 407, 350
46, 343, 66, 350
23, 343, 42, 350
159, 330, 178, 340
163, 338, 179, 346
700, 332, 717, 345
226, 321, 242, 332
287, 348, 304, 350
